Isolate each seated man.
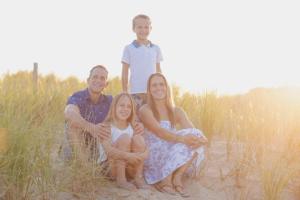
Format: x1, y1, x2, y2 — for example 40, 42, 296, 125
63, 65, 144, 161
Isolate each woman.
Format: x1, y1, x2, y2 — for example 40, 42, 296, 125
139, 73, 207, 197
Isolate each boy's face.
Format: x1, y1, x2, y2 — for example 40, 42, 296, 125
133, 18, 151, 40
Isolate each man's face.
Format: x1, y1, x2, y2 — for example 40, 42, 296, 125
87, 67, 108, 94
133, 18, 151, 41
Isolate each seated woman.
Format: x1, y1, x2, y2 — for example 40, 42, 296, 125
139, 73, 207, 197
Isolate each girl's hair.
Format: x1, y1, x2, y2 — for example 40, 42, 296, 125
105, 92, 137, 127
146, 73, 175, 127
132, 14, 151, 29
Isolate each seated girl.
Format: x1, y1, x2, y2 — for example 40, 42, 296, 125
98, 93, 149, 191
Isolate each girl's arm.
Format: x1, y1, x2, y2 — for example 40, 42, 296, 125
101, 140, 143, 165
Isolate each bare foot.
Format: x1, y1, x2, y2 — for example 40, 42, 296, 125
117, 181, 137, 191
134, 177, 151, 189
155, 181, 177, 195
172, 175, 190, 198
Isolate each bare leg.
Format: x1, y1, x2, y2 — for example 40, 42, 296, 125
113, 135, 137, 191
172, 152, 198, 197
130, 135, 150, 189
155, 174, 177, 195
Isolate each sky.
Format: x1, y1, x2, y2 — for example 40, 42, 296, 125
0, 0, 299, 95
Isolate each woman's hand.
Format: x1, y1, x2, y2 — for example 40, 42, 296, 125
183, 134, 207, 149
133, 121, 145, 135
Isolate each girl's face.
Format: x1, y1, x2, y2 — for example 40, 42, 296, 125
115, 95, 132, 122
150, 76, 167, 100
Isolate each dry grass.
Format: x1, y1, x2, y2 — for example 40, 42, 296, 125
1, 72, 300, 199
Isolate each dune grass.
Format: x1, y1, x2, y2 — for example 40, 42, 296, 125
1, 72, 300, 199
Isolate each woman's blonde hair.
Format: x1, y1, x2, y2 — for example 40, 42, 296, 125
146, 73, 175, 127
105, 92, 137, 127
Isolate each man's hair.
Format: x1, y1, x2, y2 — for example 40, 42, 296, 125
132, 14, 151, 29
89, 65, 108, 78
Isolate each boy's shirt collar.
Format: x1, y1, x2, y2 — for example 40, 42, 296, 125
132, 40, 154, 48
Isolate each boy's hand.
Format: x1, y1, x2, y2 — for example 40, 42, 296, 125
133, 122, 144, 135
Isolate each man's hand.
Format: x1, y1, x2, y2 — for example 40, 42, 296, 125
96, 123, 111, 141
133, 121, 144, 135
87, 122, 111, 141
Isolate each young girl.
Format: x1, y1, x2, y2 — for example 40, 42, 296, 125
98, 93, 149, 191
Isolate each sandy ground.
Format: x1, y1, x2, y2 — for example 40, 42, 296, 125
55, 139, 299, 200
1, 139, 299, 200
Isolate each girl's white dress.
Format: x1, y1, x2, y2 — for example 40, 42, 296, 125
143, 121, 205, 184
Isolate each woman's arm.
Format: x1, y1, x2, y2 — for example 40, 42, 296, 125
175, 107, 208, 147
139, 105, 184, 143
175, 107, 194, 129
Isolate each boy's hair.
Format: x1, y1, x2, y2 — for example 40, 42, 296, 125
89, 65, 108, 78
132, 14, 151, 29
105, 92, 137, 127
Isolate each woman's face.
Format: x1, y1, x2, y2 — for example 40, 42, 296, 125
149, 75, 167, 100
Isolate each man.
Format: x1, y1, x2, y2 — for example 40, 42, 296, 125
64, 65, 143, 161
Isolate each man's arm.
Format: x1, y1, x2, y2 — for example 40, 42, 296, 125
64, 104, 92, 131
64, 104, 110, 140
122, 62, 129, 92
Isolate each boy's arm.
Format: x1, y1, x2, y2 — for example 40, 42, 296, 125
122, 62, 129, 92
156, 63, 162, 73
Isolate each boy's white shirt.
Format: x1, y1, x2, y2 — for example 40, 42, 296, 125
122, 41, 163, 94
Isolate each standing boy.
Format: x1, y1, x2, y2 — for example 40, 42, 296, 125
121, 14, 163, 110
